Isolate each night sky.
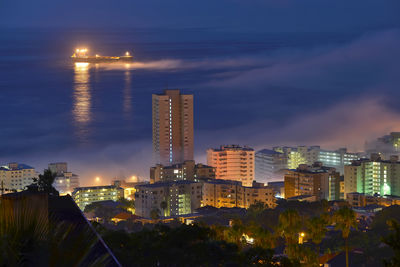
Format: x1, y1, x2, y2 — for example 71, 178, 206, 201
1, 1, 400, 184
1, 0, 399, 31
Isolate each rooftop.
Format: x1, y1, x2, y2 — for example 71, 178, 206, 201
256, 149, 283, 155
73, 185, 122, 192
136, 180, 199, 188
0, 163, 35, 171
210, 145, 254, 152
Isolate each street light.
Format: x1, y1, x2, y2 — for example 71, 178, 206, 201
95, 177, 101, 183
298, 232, 305, 244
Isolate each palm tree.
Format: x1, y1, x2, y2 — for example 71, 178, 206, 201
333, 206, 357, 267
382, 219, 400, 266
160, 201, 168, 217
225, 219, 245, 249
277, 209, 302, 260
28, 169, 59, 196
307, 215, 328, 256
150, 208, 160, 221
117, 197, 135, 214
246, 222, 275, 249
0, 197, 110, 266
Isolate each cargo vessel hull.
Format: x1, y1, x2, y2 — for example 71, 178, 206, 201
72, 56, 133, 63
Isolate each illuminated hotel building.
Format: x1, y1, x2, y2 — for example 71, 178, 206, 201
150, 160, 215, 184
284, 162, 341, 201
48, 162, 79, 195
0, 163, 38, 193
207, 145, 255, 187
72, 185, 124, 210
273, 146, 359, 174
318, 148, 359, 174
274, 146, 319, 170
152, 89, 194, 165
134, 180, 201, 218
255, 149, 288, 183
344, 154, 400, 199
201, 179, 276, 209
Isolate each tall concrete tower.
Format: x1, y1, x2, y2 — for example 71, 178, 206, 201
152, 89, 194, 165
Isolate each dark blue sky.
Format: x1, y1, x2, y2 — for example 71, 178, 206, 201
1, 0, 399, 32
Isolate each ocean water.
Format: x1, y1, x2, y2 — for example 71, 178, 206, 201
0, 28, 369, 183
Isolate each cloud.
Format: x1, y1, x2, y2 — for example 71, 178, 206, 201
92, 56, 266, 71
12, 137, 153, 186
195, 96, 400, 161
207, 30, 400, 94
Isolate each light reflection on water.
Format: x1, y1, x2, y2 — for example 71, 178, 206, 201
123, 64, 132, 118
73, 62, 91, 142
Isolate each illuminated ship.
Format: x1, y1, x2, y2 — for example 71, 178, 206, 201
71, 48, 133, 63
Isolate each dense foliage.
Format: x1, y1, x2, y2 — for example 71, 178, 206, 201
98, 201, 400, 266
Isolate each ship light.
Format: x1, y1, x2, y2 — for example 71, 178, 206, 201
96, 54, 99, 57
125, 51, 130, 56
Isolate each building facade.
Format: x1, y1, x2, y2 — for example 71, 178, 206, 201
150, 160, 215, 184
273, 146, 359, 174
346, 192, 400, 207
284, 162, 341, 201
207, 145, 255, 187
152, 89, 194, 165
366, 132, 400, 158
135, 180, 202, 218
255, 149, 288, 183
0, 163, 38, 193
112, 179, 148, 200
274, 146, 319, 170
72, 185, 124, 210
48, 162, 79, 195
318, 148, 359, 174
344, 154, 400, 198
201, 179, 276, 209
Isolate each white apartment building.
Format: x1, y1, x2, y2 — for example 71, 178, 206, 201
207, 145, 255, 187
49, 162, 79, 195
0, 162, 38, 193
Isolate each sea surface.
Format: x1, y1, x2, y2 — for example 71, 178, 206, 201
0, 28, 389, 183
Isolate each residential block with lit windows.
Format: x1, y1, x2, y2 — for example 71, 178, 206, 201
134, 180, 202, 218
346, 192, 400, 207
72, 185, 124, 210
207, 145, 255, 187
0, 162, 38, 193
284, 162, 341, 201
272, 145, 359, 174
112, 179, 148, 200
150, 160, 215, 183
152, 89, 194, 166
201, 179, 276, 209
255, 149, 288, 183
344, 154, 400, 199
48, 162, 79, 195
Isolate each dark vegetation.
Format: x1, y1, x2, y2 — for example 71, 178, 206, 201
97, 200, 400, 266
